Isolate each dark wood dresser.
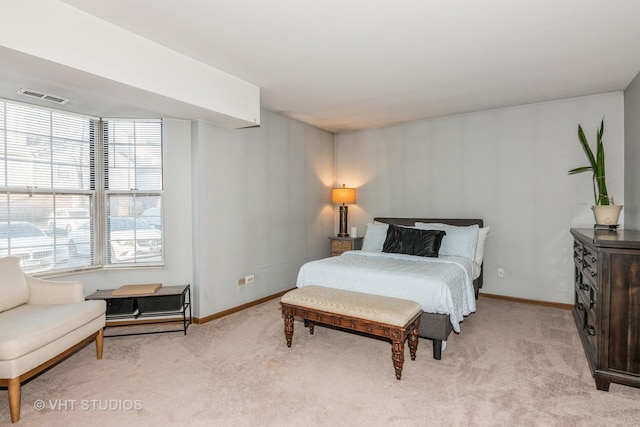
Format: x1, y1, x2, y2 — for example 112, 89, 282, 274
571, 228, 640, 391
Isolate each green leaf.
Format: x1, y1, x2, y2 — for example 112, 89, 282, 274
571, 120, 611, 205
577, 125, 597, 170
595, 131, 609, 205
598, 118, 604, 141
568, 166, 592, 175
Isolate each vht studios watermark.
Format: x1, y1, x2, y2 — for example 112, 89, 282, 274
34, 399, 143, 412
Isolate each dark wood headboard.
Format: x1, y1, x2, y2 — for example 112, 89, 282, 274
373, 217, 484, 295
374, 217, 483, 228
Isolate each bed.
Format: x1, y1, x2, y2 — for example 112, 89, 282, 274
296, 217, 486, 360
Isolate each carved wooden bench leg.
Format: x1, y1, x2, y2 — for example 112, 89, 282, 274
391, 337, 405, 380
308, 320, 315, 335
408, 319, 419, 361
284, 313, 294, 348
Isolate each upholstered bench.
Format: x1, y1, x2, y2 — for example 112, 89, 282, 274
280, 285, 423, 380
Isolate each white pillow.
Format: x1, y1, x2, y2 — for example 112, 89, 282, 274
415, 223, 479, 261
0, 256, 30, 312
475, 227, 490, 267
361, 223, 389, 252
472, 262, 481, 280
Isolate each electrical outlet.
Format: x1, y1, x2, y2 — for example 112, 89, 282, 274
246, 275, 255, 284
497, 268, 505, 278
237, 277, 246, 286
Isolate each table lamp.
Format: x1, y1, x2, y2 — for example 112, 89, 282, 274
331, 184, 356, 237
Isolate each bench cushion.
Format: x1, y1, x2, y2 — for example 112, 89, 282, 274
282, 285, 422, 327
0, 300, 106, 361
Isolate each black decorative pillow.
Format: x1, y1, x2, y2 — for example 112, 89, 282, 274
382, 224, 446, 257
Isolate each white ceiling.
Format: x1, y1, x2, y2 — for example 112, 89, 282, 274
5, 0, 640, 133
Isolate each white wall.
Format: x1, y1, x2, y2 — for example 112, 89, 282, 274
60, 111, 334, 319
335, 93, 625, 304
624, 70, 640, 229
191, 108, 334, 317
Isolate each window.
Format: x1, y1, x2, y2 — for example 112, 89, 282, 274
103, 119, 163, 265
0, 99, 163, 273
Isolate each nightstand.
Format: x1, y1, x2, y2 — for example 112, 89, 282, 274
329, 236, 363, 256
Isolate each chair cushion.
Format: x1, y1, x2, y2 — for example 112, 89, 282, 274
0, 300, 106, 360
0, 257, 29, 313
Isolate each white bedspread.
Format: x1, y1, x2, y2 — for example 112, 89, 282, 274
296, 251, 476, 332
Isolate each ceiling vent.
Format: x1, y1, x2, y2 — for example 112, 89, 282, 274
16, 88, 70, 105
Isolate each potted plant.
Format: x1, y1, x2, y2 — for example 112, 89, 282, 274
568, 119, 622, 226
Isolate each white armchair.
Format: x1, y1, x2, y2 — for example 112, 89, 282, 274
0, 257, 106, 423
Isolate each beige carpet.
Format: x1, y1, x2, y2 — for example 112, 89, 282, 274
2, 297, 640, 426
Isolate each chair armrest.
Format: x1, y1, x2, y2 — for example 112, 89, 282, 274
25, 275, 85, 305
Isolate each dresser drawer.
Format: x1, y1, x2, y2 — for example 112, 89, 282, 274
576, 281, 597, 310
575, 240, 599, 292
137, 294, 183, 313
580, 247, 599, 285
575, 295, 597, 355
574, 294, 587, 327
573, 240, 584, 264
106, 298, 136, 315
328, 237, 363, 256
331, 239, 353, 253
575, 281, 590, 307
585, 306, 598, 352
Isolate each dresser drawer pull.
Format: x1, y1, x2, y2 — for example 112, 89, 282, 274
586, 325, 596, 336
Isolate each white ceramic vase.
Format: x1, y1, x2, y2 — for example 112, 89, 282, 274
592, 205, 623, 225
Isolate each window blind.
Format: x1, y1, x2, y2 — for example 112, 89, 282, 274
0, 99, 163, 273
103, 119, 163, 265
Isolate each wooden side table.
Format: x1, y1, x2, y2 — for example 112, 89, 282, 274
329, 236, 363, 256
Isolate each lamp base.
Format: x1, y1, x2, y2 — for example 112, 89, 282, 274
338, 205, 349, 237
